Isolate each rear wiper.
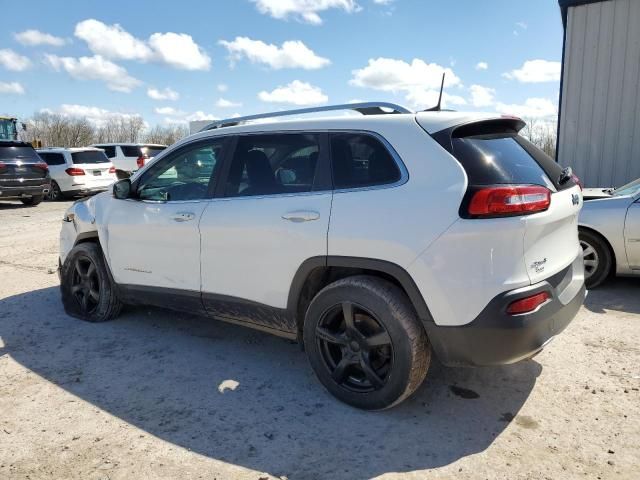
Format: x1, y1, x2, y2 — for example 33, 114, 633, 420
558, 166, 573, 185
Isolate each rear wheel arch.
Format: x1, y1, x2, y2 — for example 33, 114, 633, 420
288, 256, 434, 336
578, 226, 616, 286
578, 226, 616, 266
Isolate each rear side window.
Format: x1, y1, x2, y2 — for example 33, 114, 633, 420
121, 146, 142, 157
96, 146, 116, 158
224, 133, 320, 197
39, 152, 66, 166
142, 145, 166, 157
330, 133, 401, 189
72, 151, 110, 164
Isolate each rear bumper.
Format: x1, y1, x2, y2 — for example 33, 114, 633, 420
0, 184, 50, 199
425, 254, 586, 367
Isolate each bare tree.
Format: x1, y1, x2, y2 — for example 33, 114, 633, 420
94, 116, 146, 144
521, 117, 558, 158
142, 124, 189, 146
22, 112, 94, 147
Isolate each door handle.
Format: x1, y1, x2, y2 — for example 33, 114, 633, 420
282, 210, 320, 222
172, 212, 196, 222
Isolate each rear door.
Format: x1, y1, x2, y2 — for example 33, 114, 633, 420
0, 144, 48, 188
38, 152, 68, 188
199, 132, 331, 332
70, 150, 116, 189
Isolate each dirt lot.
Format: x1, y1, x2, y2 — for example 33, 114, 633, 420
0, 199, 639, 480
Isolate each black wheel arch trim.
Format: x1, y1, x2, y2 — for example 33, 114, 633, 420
287, 256, 434, 325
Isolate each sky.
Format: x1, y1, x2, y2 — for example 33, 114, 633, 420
0, 0, 565, 129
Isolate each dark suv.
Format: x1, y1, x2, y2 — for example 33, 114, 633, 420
0, 141, 50, 206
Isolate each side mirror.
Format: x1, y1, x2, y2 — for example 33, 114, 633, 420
115, 169, 131, 180
113, 179, 132, 199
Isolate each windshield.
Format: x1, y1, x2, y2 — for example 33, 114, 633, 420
72, 151, 110, 164
612, 178, 640, 197
0, 119, 17, 141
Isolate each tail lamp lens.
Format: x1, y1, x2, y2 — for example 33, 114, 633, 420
108, 166, 116, 174
136, 155, 147, 168
507, 292, 550, 315
65, 167, 85, 176
35, 161, 49, 171
468, 185, 551, 217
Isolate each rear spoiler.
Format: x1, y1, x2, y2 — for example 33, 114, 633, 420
430, 117, 526, 154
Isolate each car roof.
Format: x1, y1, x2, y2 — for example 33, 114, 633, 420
36, 147, 104, 153
89, 143, 167, 147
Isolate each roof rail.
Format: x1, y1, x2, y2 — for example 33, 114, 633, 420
199, 102, 412, 132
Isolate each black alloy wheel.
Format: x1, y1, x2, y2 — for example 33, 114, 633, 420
70, 255, 101, 315
316, 301, 394, 393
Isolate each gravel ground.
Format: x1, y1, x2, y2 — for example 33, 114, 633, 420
0, 199, 639, 480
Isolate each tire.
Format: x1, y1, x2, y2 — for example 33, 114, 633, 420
47, 181, 63, 201
60, 242, 123, 322
580, 229, 613, 289
20, 195, 43, 206
303, 275, 430, 410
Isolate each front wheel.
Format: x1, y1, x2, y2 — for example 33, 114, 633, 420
60, 242, 123, 322
303, 276, 430, 410
580, 229, 613, 289
47, 181, 63, 201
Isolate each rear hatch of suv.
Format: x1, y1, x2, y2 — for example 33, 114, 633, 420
0, 142, 49, 188
121, 144, 166, 170
70, 150, 116, 188
425, 117, 582, 284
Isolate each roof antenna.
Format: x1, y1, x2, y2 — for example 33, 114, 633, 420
424, 72, 445, 111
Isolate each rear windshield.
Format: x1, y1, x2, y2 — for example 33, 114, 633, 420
446, 121, 573, 191
121, 145, 166, 157
72, 151, 110, 164
0, 146, 40, 161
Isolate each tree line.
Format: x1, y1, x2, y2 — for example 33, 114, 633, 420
19, 112, 189, 147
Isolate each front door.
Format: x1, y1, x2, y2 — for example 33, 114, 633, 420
199, 132, 331, 333
103, 138, 227, 293
625, 199, 640, 269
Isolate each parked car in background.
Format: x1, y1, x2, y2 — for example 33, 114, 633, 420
579, 177, 640, 288
37, 147, 117, 201
90, 143, 167, 173
0, 141, 50, 206
59, 102, 585, 410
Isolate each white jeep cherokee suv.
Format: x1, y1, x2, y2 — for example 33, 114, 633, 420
59, 103, 586, 410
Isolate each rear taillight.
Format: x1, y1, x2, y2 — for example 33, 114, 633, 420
468, 185, 551, 217
0, 161, 5, 169
507, 291, 550, 315
108, 166, 116, 174
35, 161, 49, 171
571, 173, 583, 190
136, 155, 148, 168
65, 167, 85, 176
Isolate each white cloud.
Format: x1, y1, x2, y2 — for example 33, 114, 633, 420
516, 21, 528, 30
148, 32, 211, 71
0, 81, 25, 95
495, 97, 557, 118
220, 37, 330, 70
258, 80, 328, 106
475, 61, 488, 71
469, 84, 495, 107
14, 29, 66, 47
504, 59, 561, 83
251, 0, 361, 24
217, 83, 228, 92
147, 87, 179, 101
350, 57, 461, 109
73, 19, 210, 71
216, 98, 242, 108
0, 49, 32, 71
154, 106, 185, 116
373, 0, 394, 4
44, 54, 141, 93
48, 103, 143, 127
75, 19, 152, 61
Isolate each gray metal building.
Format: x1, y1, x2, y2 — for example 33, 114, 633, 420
557, 0, 640, 187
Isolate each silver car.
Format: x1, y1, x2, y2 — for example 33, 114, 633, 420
579, 178, 640, 287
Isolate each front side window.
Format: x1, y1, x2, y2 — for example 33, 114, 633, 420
137, 141, 223, 202
330, 133, 401, 189
224, 133, 320, 197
